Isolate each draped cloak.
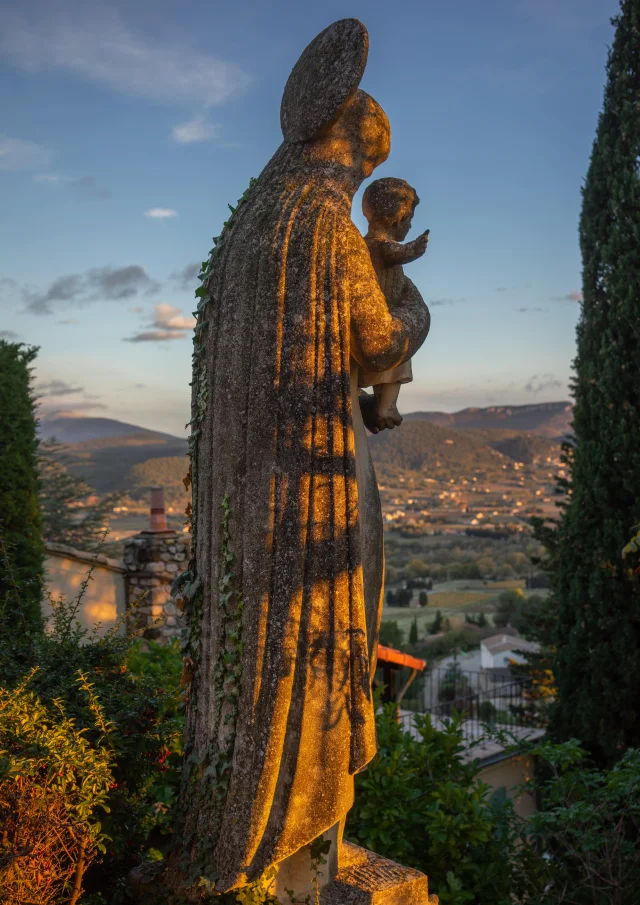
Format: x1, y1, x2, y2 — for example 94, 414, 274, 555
179, 143, 430, 892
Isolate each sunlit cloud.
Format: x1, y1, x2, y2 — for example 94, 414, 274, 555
172, 115, 220, 144
145, 208, 178, 220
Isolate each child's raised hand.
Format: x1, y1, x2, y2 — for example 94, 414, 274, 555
415, 229, 430, 254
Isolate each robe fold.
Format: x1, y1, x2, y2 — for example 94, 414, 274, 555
179, 143, 430, 891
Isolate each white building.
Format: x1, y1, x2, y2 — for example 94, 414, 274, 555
480, 633, 539, 671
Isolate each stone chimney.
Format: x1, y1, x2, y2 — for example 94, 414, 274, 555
123, 487, 191, 642
144, 486, 171, 534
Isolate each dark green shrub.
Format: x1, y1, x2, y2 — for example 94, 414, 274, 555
346, 704, 519, 905
0, 341, 45, 630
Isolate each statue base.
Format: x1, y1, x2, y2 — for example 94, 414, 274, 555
128, 842, 437, 905
321, 842, 437, 905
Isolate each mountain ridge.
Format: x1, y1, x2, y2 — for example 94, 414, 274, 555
39, 402, 573, 446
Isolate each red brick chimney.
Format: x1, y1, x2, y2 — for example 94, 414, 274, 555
147, 486, 169, 533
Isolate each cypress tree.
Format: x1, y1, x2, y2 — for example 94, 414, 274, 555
549, 0, 640, 763
0, 342, 44, 631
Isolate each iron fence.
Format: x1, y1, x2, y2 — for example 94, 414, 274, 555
394, 667, 546, 744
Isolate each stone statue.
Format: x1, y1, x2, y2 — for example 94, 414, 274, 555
148, 18, 432, 902
358, 178, 430, 429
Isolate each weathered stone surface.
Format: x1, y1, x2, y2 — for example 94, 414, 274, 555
322, 843, 436, 905
281, 19, 368, 142
163, 16, 431, 901
123, 530, 190, 641
358, 177, 430, 428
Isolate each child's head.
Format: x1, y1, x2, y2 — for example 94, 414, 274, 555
362, 177, 420, 240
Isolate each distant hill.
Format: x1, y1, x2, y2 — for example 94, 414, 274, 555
404, 402, 573, 438
483, 433, 562, 465
39, 414, 182, 445
41, 409, 565, 499
369, 420, 508, 480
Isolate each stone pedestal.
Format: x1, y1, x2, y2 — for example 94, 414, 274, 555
321, 843, 436, 905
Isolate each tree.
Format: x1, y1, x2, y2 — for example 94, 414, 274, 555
477, 611, 487, 628
386, 589, 395, 606
494, 589, 525, 628
39, 439, 120, 551
428, 609, 443, 635
418, 590, 428, 607
409, 616, 419, 646
542, 0, 640, 763
0, 341, 44, 630
378, 620, 405, 650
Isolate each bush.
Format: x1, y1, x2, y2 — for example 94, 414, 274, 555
0, 673, 114, 905
346, 704, 518, 905
505, 736, 640, 904
0, 572, 183, 904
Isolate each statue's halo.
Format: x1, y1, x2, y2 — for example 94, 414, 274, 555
280, 18, 369, 144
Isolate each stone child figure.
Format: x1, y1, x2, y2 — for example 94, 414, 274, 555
358, 177, 430, 428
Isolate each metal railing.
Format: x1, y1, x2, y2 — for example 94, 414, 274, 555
394, 667, 545, 744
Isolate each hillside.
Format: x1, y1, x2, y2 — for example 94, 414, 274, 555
39, 414, 182, 445
404, 402, 573, 438
369, 421, 508, 480
60, 433, 188, 494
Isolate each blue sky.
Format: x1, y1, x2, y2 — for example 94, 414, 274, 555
0, 0, 619, 436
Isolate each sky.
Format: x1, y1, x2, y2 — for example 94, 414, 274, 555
0, 0, 620, 437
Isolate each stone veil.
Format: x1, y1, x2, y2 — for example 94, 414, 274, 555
169, 19, 431, 895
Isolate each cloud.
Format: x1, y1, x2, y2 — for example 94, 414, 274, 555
553, 290, 583, 303
40, 401, 109, 415
524, 374, 563, 394
518, 306, 549, 313
123, 303, 196, 343
494, 287, 507, 293
172, 115, 220, 144
0, 329, 19, 339
171, 262, 201, 290
145, 208, 178, 220
37, 378, 84, 397
58, 318, 80, 325
124, 330, 186, 343
34, 172, 110, 198
429, 298, 465, 307
0, 135, 52, 171
154, 303, 196, 331
34, 172, 61, 183
25, 264, 160, 315
0, 5, 250, 108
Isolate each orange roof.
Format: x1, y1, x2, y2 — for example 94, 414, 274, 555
377, 644, 426, 671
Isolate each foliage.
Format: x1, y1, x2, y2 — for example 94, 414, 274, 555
39, 439, 121, 551
346, 704, 519, 905
538, 0, 640, 763
423, 628, 481, 661
505, 736, 640, 904
0, 341, 45, 630
126, 456, 190, 505
409, 617, 419, 645
0, 671, 114, 905
0, 567, 183, 904
428, 609, 443, 634
378, 620, 405, 649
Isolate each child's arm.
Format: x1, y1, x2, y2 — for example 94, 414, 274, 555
376, 231, 429, 267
